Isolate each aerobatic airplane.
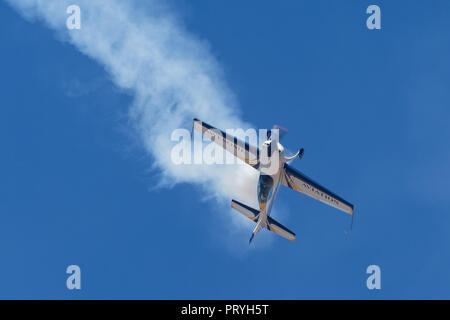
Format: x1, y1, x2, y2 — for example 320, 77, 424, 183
193, 119, 354, 243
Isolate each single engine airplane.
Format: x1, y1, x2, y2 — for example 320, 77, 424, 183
193, 119, 354, 243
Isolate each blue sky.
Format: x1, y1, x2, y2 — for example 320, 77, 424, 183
1, 0, 450, 299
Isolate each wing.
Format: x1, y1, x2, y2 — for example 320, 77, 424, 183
193, 118, 259, 168
280, 164, 354, 215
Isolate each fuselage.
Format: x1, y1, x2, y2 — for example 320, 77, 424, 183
257, 139, 287, 225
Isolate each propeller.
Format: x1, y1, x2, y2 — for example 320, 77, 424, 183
272, 125, 288, 140
271, 125, 305, 162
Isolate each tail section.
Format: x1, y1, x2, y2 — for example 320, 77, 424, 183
231, 199, 295, 243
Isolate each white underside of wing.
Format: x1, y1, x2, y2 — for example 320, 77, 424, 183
193, 119, 259, 167
281, 165, 354, 215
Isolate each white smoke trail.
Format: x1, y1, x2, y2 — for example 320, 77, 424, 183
6, 1, 261, 218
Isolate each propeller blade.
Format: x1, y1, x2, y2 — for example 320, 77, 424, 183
272, 125, 288, 139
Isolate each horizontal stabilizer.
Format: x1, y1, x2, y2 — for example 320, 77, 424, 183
231, 199, 259, 221
267, 216, 296, 242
